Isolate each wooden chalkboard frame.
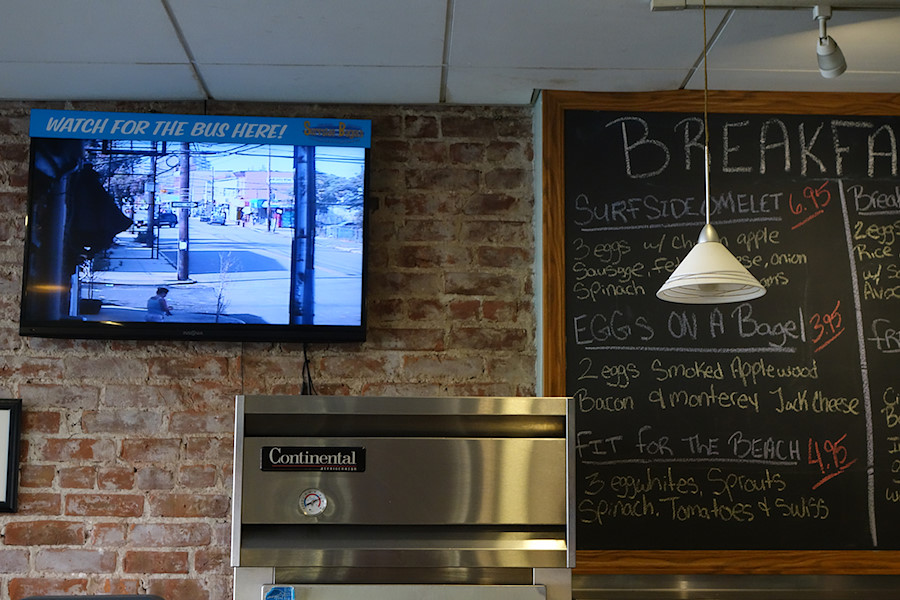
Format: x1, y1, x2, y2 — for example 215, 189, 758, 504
541, 89, 900, 575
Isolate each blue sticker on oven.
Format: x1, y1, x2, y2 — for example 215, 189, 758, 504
265, 586, 295, 600
261, 446, 366, 472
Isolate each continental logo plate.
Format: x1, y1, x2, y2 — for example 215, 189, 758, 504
261, 446, 366, 472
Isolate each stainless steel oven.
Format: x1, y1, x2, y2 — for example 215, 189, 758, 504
231, 395, 574, 600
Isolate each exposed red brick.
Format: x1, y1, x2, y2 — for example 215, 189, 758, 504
406, 166, 480, 191
449, 142, 485, 163
103, 384, 181, 409
121, 438, 181, 462
195, 548, 230, 573
463, 192, 526, 217
18, 384, 101, 409
98, 466, 136, 490
378, 272, 443, 297
485, 167, 529, 190
448, 300, 480, 320
148, 578, 211, 600
407, 299, 445, 321
59, 466, 97, 489
81, 409, 162, 434
148, 492, 230, 518
365, 328, 446, 352
0, 548, 30, 572
0, 357, 63, 380
92, 578, 142, 595
404, 115, 439, 138
393, 244, 468, 269
183, 437, 233, 462
441, 115, 499, 138
402, 355, 484, 379
169, 411, 233, 434
373, 139, 411, 163
65, 493, 144, 517
23, 410, 61, 433
486, 140, 530, 163
476, 246, 533, 269
395, 218, 457, 242
177, 464, 218, 488
17, 492, 62, 515
63, 356, 149, 380
135, 466, 175, 490
5, 520, 86, 546
90, 523, 128, 547
19, 464, 55, 487
123, 550, 189, 574
409, 140, 448, 162
462, 221, 531, 245
8, 577, 88, 600
445, 272, 522, 296
317, 355, 389, 378
448, 327, 530, 352
148, 356, 230, 379
42, 438, 116, 462
483, 300, 528, 323
34, 548, 116, 573
129, 522, 212, 546
368, 298, 404, 321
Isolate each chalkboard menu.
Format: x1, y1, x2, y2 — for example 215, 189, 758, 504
542, 91, 900, 556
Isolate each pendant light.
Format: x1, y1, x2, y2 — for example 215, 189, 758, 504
656, 0, 766, 304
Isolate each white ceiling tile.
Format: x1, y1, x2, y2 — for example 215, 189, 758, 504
0, 0, 185, 62
449, 0, 727, 69
199, 64, 443, 104
446, 67, 693, 104
0, 64, 204, 101
169, 0, 448, 66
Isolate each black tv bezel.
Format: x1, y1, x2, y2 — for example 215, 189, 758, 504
19, 110, 371, 344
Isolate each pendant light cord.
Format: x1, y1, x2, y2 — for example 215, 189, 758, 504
703, 0, 711, 228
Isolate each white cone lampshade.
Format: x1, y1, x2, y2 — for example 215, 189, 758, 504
656, 224, 766, 304
656, 2, 766, 305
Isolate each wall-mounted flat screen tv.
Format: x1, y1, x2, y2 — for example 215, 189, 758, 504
20, 109, 371, 343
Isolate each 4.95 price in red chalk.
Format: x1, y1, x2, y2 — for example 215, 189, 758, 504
808, 434, 857, 490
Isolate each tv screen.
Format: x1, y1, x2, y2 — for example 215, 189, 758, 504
21, 109, 371, 343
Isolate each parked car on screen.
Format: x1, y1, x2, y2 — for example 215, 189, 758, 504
209, 212, 226, 225
157, 212, 178, 227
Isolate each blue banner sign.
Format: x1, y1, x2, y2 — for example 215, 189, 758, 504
29, 109, 371, 148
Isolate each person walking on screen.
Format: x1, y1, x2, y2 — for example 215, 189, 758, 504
146, 287, 173, 322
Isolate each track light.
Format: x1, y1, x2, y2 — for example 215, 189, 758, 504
814, 5, 847, 77
652, 1, 862, 79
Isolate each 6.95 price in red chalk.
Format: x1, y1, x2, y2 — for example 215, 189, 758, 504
790, 181, 832, 230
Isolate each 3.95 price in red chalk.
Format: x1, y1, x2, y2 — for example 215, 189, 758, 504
809, 300, 845, 352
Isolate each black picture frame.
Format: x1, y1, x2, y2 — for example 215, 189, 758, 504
0, 399, 22, 512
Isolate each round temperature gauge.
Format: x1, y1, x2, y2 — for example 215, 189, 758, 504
298, 488, 327, 516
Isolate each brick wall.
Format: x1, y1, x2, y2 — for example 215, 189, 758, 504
0, 101, 537, 600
